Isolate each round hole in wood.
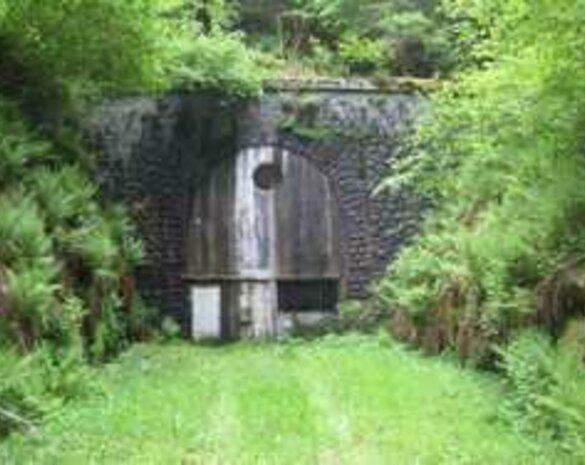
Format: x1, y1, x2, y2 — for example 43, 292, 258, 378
253, 163, 283, 190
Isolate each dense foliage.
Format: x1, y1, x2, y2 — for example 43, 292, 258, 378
0, 0, 265, 114
380, 0, 585, 357
0, 1, 177, 103
499, 331, 585, 459
377, 0, 585, 455
0, 0, 268, 436
0, 100, 140, 436
237, 0, 452, 78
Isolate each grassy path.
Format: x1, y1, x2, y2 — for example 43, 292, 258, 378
0, 335, 563, 464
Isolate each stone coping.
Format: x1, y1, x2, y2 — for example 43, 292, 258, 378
264, 77, 443, 94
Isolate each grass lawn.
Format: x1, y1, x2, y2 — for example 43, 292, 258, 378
0, 335, 564, 464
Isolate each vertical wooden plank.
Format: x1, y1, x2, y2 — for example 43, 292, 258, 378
234, 147, 277, 276
221, 283, 240, 340
275, 150, 340, 278
238, 282, 277, 339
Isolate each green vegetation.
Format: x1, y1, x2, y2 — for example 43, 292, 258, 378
0, 104, 145, 436
499, 331, 585, 460
238, 0, 452, 78
1, 0, 585, 462
0, 0, 267, 437
380, 0, 585, 356
0, 336, 563, 464
377, 0, 585, 458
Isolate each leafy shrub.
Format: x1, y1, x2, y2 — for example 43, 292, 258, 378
558, 318, 585, 361
0, 344, 95, 438
0, 108, 146, 364
337, 299, 385, 332
160, 317, 183, 342
0, 194, 51, 265
128, 297, 159, 341
4, 264, 60, 349
34, 345, 93, 402
378, 0, 585, 361
0, 116, 52, 186
338, 34, 389, 75
26, 167, 97, 228
0, 0, 264, 111
0, 350, 49, 438
267, 0, 451, 78
499, 331, 585, 460
0, 0, 189, 108
173, 32, 266, 96
90, 292, 127, 361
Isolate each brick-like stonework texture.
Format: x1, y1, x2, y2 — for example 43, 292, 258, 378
87, 88, 425, 330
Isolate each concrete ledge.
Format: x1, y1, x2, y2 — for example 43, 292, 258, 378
264, 77, 443, 94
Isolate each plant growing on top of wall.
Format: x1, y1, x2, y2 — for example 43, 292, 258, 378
338, 34, 391, 76
278, 94, 334, 141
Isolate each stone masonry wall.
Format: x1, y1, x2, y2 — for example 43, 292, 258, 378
87, 84, 426, 332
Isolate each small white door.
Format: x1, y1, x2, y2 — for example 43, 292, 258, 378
191, 286, 221, 340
